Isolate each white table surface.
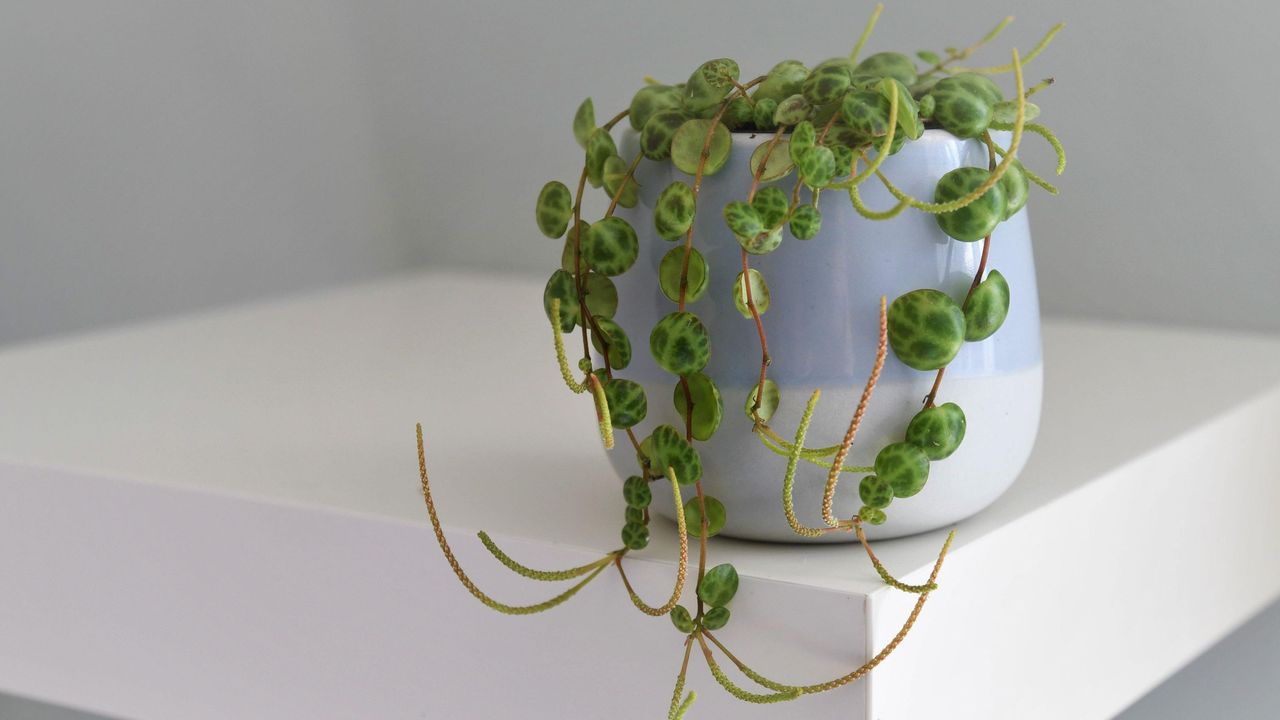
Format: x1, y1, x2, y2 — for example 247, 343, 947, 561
1, 270, 1278, 719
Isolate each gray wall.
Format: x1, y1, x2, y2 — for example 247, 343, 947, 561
1, 1, 1277, 718
2, 1, 1279, 345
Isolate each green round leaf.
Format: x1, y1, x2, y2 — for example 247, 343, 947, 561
998, 161, 1029, 219
583, 217, 639, 276
649, 312, 711, 376
773, 94, 811, 125
802, 59, 854, 105
789, 204, 822, 240
673, 372, 723, 441
583, 272, 618, 319
934, 167, 1007, 242
993, 99, 1039, 125
573, 98, 595, 149
858, 506, 887, 525
927, 74, 997, 139
875, 442, 930, 498
654, 181, 697, 240
629, 84, 683, 131
723, 201, 763, 239
917, 50, 942, 65
590, 316, 632, 370
880, 77, 922, 140
671, 119, 731, 177
684, 58, 740, 113
602, 155, 639, 209
722, 97, 754, 130
646, 424, 702, 485
738, 227, 782, 255
603, 377, 648, 428
732, 269, 770, 318
841, 90, 891, 138
670, 605, 695, 633
585, 127, 617, 188
749, 137, 793, 182
683, 494, 726, 537
826, 141, 853, 178
698, 563, 739, 607
622, 521, 650, 550
625, 506, 644, 524
543, 269, 579, 332
754, 60, 808, 104
703, 606, 731, 630
535, 181, 573, 238
905, 402, 967, 460
623, 475, 652, 509
796, 145, 836, 188
859, 475, 894, 509
887, 289, 967, 370
659, 247, 709, 304
949, 73, 1003, 104
744, 378, 779, 422
963, 269, 1011, 341
751, 187, 789, 229
853, 51, 918, 86
640, 110, 690, 160
789, 121, 816, 164
752, 98, 779, 130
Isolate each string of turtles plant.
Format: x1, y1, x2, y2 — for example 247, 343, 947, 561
417, 7, 1066, 717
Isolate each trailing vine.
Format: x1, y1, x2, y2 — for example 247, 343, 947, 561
418, 7, 1065, 716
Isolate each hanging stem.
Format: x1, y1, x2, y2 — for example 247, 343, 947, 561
848, 3, 884, 63
821, 296, 887, 528
417, 424, 608, 614
614, 467, 689, 616
853, 519, 938, 593
699, 530, 956, 696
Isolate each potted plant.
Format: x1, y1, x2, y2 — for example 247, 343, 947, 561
419, 6, 1065, 716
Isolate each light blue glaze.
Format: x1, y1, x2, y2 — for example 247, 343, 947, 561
603, 128, 1043, 542
613, 129, 1041, 388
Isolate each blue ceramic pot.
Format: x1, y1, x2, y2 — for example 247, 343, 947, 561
608, 129, 1042, 542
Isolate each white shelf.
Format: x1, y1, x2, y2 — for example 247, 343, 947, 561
1, 270, 1278, 719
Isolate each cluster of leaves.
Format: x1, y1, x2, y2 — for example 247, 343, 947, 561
425, 6, 1065, 719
